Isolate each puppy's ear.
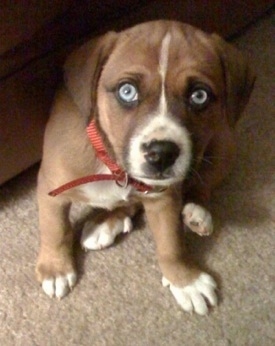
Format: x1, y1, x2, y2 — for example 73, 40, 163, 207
64, 32, 118, 117
211, 34, 255, 127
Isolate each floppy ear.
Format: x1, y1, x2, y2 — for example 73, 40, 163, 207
211, 34, 255, 127
64, 32, 118, 118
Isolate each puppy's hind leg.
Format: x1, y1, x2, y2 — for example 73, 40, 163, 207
182, 203, 213, 236
81, 205, 139, 250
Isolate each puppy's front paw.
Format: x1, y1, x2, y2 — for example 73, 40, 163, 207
162, 273, 217, 315
36, 257, 77, 299
42, 273, 77, 299
182, 203, 213, 236
81, 216, 133, 250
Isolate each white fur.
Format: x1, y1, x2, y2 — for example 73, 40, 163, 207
78, 180, 132, 209
162, 273, 217, 315
77, 165, 133, 209
42, 272, 77, 299
128, 115, 192, 186
81, 216, 133, 250
158, 33, 171, 116
158, 33, 171, 80
182, 203, 213, 236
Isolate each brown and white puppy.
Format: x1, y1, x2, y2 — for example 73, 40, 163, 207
36, 21, 254, 315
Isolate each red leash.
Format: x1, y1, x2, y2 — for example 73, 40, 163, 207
49, 120, 152, 197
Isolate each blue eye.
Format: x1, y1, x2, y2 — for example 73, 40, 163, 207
117, 83, 138, 106
190, 89, 209, 105
188, 85, 213, 110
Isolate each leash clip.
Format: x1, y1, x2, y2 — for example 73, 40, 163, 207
115, 172, 129, 189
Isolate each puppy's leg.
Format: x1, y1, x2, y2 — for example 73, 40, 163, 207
142, 191, 217, 315
183, 129, 236, 236
36, 173, 76, 299
81, 205, 139, 250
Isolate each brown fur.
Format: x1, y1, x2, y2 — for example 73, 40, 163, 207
36, 21, 254, 303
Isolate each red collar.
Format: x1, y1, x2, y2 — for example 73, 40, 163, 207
49, 120, 152, 197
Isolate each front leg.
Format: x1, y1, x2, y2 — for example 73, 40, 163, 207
142, 190, 217, 315
36, 171, 77, 299
183, 129, 237, 236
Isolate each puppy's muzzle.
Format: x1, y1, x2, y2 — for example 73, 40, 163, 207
142, 140, 180, 174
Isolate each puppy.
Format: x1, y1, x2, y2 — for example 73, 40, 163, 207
36, 20, 254, 315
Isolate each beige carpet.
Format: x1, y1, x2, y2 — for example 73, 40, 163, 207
0, 11, 274, 346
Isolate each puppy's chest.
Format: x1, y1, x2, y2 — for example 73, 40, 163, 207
74, 178, 133, 210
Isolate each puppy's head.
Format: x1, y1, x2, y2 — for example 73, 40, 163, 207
65, 21, 255, 187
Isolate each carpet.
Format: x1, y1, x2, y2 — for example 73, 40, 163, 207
0, 11, 274, 346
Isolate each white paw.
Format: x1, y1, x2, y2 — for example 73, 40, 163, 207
81, 216, 133, 250
162, 273, 217, 315
42, 272, 77, 299
182, 203, 213, 236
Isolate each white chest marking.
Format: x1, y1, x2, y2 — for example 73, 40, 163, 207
76, 165, 133, 210
78, 180, 132, 209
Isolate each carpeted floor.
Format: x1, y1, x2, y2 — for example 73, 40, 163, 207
0, 11, 274, 346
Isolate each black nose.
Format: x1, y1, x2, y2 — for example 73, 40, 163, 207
143, 140, 180, 173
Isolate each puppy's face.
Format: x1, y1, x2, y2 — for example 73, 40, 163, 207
94, 22, 243, 186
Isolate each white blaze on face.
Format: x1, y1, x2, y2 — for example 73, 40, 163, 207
128, 32, 192, 185
158, 32, 171, 116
